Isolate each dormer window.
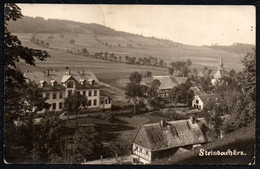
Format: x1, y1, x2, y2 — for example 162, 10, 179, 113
88, 79, 95, 85
67, 80, 74, 88
79, 79, 86, 85
39, 80, 47, 87
50, 80, 57, 87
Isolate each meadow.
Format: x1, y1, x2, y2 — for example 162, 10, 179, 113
15, 33, 245, 73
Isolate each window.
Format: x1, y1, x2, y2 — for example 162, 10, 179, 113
94, 90, 97, 96
52, 103, 56, 110
46, 93, 50, 99
146, 150, 149, 155
196, 99, 199, 104
59, 92, 63, 99
93, 99, 97, 106
77, 91, 80, 95
89, 90, 92, 96
88, 100, 92, 106
139, 147, 142, 152
67, 81, 74, 88
59, 102, 63, 109
83, 91, 86, 96
53, 92, 57, 99
106, 99, 111, 104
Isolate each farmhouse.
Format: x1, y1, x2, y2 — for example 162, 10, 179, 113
142, 76, 188, 98
132, 117, 208, 164
192, 94, 224, 110
24, 69, 112, 113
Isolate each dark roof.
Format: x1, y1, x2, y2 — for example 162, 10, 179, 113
133, 119, 207, 151
152, 76, 188, 90
24, 70, 99, 84
38, 82, 65, 92
24, 70, 100, 89
190, 87, 206, 95
198, 94, 224, 103
75, 82, 100, 89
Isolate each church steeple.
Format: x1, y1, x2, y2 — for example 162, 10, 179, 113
219, 57, 224, 69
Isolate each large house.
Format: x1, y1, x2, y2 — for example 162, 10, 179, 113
24, 69, 112, 113
132, 117, 208, 164
142, 76, 188, 98
192, 94, 223, 110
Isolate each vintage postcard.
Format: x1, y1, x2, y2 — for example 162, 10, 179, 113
4, 4, 256, 165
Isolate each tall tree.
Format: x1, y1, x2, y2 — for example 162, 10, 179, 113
129, 71, 142, 84
147, 80, 161, 110
186, 59, 192, 67
71, 127, 102, 163
168, 67, 174, 76
64, 92, 88, 128
125, 72, 143, 114
4, 3, 50, 162
169, 81, 193, 108
145, 71, 152, 78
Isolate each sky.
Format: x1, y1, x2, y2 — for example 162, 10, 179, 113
17, 4, 255, 46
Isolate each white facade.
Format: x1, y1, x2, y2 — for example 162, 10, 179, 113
132, 143, 152, 164
192, 95, 203, 110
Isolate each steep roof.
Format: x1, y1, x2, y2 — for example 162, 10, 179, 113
190, 87, 206, 95
213, 69, 224, 79
24, 70, 99, 84
152, 76, 188, 90
133, 119, 207, 151
38, 83, 65, 92
197, 72, 205, 77
198, 94, 224, 104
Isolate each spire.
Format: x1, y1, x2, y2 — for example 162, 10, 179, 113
219, 57, 224, 70
219, 58, 223, 67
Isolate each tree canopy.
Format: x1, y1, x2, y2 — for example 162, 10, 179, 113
4, 4, 50, 163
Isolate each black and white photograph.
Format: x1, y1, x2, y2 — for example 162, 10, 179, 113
4, 4, 256, 165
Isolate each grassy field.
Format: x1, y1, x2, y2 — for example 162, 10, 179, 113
15, 33, 245, 72
16, 33, 171, 86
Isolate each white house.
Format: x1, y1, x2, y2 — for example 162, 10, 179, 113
192, 94, 224, 110
99, 95, 112, 110
24, 69, 111, 113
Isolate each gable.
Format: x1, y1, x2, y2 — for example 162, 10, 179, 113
133, 127, 152, 150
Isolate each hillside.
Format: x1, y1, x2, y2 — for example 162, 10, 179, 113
204, 43, 255, 55
9, 16, 255, 73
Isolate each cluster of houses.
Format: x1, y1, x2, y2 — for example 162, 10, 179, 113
23, 69, 112, 114
23, 57, 228, 164
131, 58, 228, 164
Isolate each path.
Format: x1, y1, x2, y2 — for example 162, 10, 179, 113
82, 155, 132, 164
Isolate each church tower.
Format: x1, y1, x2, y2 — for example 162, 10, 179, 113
219, 57, 224, 70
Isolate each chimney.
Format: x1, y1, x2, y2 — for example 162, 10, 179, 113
45, 70, 49, 76
67, 69, 71, 75
190, 116, 195, 124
